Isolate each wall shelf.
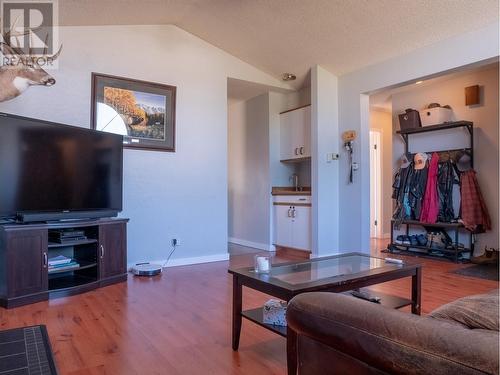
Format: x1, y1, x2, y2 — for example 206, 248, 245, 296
396, 120, 473, 135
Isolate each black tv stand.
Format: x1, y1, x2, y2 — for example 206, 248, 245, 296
0, 217, 129, 308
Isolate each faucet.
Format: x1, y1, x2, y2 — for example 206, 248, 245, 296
290, 173, 299, 192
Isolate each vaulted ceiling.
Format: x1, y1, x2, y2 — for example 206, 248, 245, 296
60, 0, 499, 88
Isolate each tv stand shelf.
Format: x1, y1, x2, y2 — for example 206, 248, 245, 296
0, 218, 129, 309
48, 238, 98, 248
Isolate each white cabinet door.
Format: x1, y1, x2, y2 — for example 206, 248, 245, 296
274, 205, 293, 247
291, 206, 312, 251
301, 106, 311, 158
280, 106, 311, 161
280, 111, 295, 161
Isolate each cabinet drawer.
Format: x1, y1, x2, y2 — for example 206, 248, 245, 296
273, 195, 311, 205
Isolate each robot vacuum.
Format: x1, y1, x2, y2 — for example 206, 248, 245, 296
130, 263, 163, 276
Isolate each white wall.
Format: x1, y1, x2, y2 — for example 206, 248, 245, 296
228, 94, 272, 250
369, 109, 393, 237
391, 66, 499, 251
311, 66, 339, 256
338, 22, 499, 252
0, 25, 290, 265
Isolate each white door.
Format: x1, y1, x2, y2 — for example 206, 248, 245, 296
280, 112, 294, 161
274, 205, 293, 247
301, 106, 311, 158
290, 107, 310, 159
369, 130, 382, 238
291, 206, 312, 250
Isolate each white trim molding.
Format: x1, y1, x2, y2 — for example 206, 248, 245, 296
228, 237, 275, 252
128, 253, 229, 271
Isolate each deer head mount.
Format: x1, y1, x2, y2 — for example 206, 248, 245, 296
0, 18, 62, 102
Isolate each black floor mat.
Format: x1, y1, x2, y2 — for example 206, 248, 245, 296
452, 263, 499, 281
0, 325, 58, 375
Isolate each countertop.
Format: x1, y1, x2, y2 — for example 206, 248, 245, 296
271, 186, 311, 196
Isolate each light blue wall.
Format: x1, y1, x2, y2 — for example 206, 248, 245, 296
0, 25, 291, 266
311, 66, 340, 256
338, 22, 499, 252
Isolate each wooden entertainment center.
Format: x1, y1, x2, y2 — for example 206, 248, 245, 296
0, 218, 128, 308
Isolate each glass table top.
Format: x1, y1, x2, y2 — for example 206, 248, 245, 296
229, 253, 407, 289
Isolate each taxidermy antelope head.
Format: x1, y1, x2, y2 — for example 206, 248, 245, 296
0, 19, 62, 102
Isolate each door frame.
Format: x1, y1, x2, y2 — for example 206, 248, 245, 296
369, 130, 382, 238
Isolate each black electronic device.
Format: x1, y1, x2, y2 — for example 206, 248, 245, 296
351, 290, 381, 303
0, 113, 123, 222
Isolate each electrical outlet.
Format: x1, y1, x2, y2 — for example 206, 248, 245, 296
171, 238, 180, 247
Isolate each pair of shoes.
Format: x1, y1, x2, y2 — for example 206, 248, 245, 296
387, 244, 401, 253
409, 235, 419, 246
400, 234, 427, 247
395, 235, 410, 246
416, 234, 427, 246
471, 247, 499, 265
427, 232, 446, 249
429, 249, 445, 257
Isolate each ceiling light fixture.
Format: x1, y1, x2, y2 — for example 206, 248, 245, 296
282, 73, 296, 81
415, 80, 423, 85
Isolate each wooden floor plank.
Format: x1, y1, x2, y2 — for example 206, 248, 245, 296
0, 241, 497, 374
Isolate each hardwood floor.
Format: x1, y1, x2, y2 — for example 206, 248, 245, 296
0, 241, 497, 374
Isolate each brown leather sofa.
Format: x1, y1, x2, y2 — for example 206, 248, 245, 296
287, 290, 499, 375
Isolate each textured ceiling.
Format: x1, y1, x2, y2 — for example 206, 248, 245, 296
59, 0, 499, 88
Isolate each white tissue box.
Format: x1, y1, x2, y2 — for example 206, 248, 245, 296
263, 299, 287, 326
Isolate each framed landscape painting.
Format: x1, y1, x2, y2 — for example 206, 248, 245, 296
91, 73, 176, 152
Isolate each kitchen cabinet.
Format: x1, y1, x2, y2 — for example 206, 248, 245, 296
280, 105, 311, 161
273, 195, 311, 251
275, 205, 294, 247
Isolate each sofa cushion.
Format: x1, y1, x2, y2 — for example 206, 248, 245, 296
429, 289, 499, 331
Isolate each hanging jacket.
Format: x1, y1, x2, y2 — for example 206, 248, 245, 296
437, 161, 457, 222
393, 161, 428, 225
392, 164, 411, 227
408, 165, 428, 220
420, 152, 439, 223
460, 170, 491, 233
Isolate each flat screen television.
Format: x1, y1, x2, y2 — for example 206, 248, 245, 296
0, 112, 123, 222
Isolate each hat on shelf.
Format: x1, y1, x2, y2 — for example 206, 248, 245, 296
426, 103, 452, 109
414, 152, 429, 170
400, 154, 411, 168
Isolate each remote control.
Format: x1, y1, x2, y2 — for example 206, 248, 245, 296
385, 257, 404, 264
351, 290, 381, 303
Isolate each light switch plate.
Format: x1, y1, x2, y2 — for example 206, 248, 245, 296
326, 153, 340, 162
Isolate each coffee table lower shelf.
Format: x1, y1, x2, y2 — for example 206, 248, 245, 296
242, 290, 412, 338
242, 308, 288, 337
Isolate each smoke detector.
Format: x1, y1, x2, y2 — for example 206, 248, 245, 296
282, 73, 296, 81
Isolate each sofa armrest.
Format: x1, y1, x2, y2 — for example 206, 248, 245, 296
287, 292, 499, 375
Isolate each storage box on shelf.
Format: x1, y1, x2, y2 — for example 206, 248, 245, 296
419, 107, 453, 127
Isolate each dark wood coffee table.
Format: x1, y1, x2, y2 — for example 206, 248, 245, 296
228, 252, 422, 375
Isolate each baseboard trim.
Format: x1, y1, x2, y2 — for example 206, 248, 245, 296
128, 253, 229, 270
229, 237, 274, 252
275, 245, 311, 259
